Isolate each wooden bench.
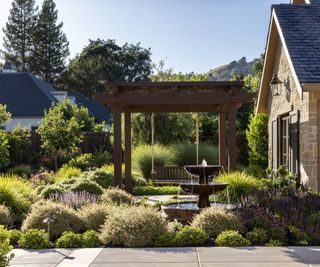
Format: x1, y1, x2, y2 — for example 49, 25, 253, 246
151, 166, 199, 185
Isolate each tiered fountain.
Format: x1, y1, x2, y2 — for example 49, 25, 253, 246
161, 160, 231, 223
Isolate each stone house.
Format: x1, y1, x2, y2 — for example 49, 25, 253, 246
257, 0, 320, 190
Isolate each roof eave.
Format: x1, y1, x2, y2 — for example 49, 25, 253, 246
256, 8, 303, 114
302, 83, 320, 91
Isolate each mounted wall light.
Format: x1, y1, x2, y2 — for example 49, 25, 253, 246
270, 73, 283, 96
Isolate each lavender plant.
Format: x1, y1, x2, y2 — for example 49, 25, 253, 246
49, 191, 98, 209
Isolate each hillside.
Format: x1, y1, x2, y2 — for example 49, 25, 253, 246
208, 57, 258, 81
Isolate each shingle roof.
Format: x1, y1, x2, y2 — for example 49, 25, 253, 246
68, 92, 111, 123
274, 4, 320, 83
310, 0, 320, 5
0, 72, 57, 116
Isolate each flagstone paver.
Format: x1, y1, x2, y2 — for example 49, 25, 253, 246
9, 247, 320, 267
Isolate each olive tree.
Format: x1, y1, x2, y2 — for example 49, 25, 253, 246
37, 100, 93, 170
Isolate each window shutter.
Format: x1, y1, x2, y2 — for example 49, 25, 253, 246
289, 110, 299, 177
271, 119, 278, 172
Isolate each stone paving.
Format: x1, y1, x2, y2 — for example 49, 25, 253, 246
9, 246, 320, 267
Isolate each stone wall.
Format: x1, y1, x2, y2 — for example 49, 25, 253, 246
267, 40, 320, 190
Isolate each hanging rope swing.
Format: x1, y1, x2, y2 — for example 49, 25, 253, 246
195, 113, 200, 165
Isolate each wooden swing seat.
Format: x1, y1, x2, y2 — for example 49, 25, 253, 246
151, 165, 199, 185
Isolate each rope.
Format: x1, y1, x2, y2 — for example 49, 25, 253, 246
195, 113, 199, 165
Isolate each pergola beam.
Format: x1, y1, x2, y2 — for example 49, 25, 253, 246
96, 92, 255, 105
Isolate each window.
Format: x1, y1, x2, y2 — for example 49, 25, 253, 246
281, 115, 290, 168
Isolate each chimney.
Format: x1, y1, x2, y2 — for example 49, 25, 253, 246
3, 60, 17, 73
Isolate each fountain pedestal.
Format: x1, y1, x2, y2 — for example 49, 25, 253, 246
182, 165, 225, 209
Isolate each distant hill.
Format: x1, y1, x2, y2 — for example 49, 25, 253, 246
208, 57, 258, 81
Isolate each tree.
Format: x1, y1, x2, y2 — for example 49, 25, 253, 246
31, 0, 69, 84
57, 39, 152, 97
2, 0, 38, 71
246, 113, 268, 169
132, 61, 210, 145
37, 101, 93, 170
0, 104, 11, 125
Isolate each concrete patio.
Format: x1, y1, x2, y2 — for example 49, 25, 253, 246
9, 246, 320, 267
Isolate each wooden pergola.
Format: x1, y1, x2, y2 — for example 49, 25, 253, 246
95, 81, 256, 192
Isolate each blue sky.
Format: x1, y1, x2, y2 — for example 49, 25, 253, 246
0, 0, 285, 73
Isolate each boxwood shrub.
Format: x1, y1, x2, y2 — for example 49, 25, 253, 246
191, 208, 244, 238
18, 229, 51, 249
215, 230, 251, 247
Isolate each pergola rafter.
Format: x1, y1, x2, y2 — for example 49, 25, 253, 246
95, 81, 256, 192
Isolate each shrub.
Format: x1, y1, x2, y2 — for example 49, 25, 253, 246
0, 175, 35, 223
133, 186, 183, 196
215, 230, 251, 247
55, 231, 82, 248
21, 200, 84, 240
0, 225, 13, 267
79, 203, 115, 231
18, 229, 51, 249
39, 184, 65, 199
69, 179, 103, 195
0, 205, 12, 227
216, 172, 265, 203
170, 142, 218, 166
6, 165, 33, 178
53, 166, 81, 183
174, 226, 209, 246
82, 230, 101, 247
8, 229, 22, 246
191, 208, 244, 238
246, 113, 268, 169
245, 228, 268, 245
101, 188, 134, 205
81, 169, 113, 188
99, 206, 166, 247
310, 211, 320, 229
67, 153, 94, 170
7, 124, 31, 167
288, 226, 308, 246
92, 152, 111, 168
102, 164, 147, 187
0, 131, 10, 171
31, 170, 54, 186
266, 239, 283, 246
132, 144, 172, 179
50, 191, 98, 210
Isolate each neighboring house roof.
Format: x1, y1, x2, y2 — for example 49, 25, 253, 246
0, 72, 57, 116
257, 2, 320, 113
67, 92, 111, 123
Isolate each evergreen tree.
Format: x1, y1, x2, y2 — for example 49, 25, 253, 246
2, 0, 38, 71
31, 0, 69, 84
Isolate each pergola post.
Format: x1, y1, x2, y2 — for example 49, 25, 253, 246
124, 112, 133, 193
113, 108, 122, 187
218, 113, 227, 169
228, 104, 237, 170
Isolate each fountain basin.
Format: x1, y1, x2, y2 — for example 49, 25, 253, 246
161, 201, 238, 224
184, 165, 223, 184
